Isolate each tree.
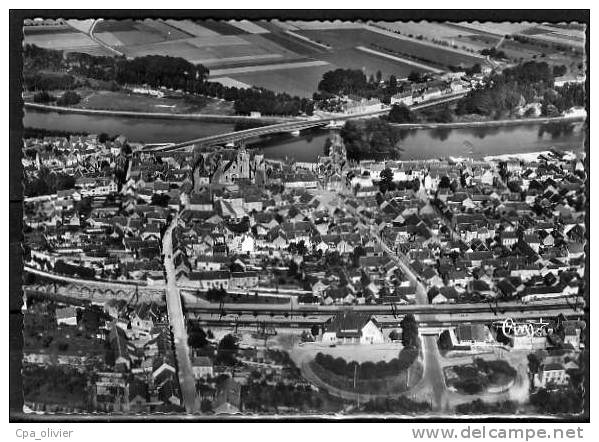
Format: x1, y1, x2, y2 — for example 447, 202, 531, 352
439, 176, 451, 189
407, 71, 424, 83
151, 193, 170, 207
527, 353, 541, 375
216, 334, 239, 366
311, 324, 320, 337
389, 330, 400, 341
200, 399, 213, 413
56, 91, 81, 106
400, 314, 419, 349
318, 68, 368, 96
553, 64, 568, 77
188, 325, 208, 349
340, 119, 403, 162
352, 245, 366, 267
438, 330, 454, 351
388, 104, 414, 123
32, 90, 55, 103
379, 167, 394, 193
388, 75, 398, 92
541, 102, 560, 117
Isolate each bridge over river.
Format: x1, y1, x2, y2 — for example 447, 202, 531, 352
145, 92, 468, 153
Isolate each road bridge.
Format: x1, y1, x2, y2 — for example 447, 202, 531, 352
146, 93, 468, 153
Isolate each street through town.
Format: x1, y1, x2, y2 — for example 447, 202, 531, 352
163, 215, 199, 413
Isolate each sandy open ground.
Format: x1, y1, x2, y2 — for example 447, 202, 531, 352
293, 342, 404, 363
210, 77, 253, 89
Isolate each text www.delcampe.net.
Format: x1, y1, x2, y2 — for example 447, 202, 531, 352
411, 426, 585, 441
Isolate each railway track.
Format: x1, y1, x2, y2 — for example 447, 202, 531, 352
185, 297, 584, 317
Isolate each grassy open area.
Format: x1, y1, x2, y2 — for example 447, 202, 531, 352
25, 89, 235, 115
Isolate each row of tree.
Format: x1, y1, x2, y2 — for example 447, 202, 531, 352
313, 348, 419, 380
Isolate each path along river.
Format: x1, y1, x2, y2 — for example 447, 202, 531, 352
24, 109, 585, 161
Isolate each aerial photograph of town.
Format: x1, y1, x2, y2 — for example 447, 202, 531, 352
16, 12, 587, 420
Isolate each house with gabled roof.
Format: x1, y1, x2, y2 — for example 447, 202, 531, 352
321, 312, 384, 345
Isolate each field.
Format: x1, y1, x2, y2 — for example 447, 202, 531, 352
94, 19, 192, 47
297, 28, 484, 68
516, 25, 585, 48
194, 20, 251, 35
119, 37, 271, 65
23, 28, 112, 56
28, 19, 583, 100
163, 19, 220, 37
449, 22, 538, 36
226, 63, 335, 97
374, 21, 474, 39
227, 20, 270, 34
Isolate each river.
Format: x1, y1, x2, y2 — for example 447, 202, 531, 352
24, 109, 585, 161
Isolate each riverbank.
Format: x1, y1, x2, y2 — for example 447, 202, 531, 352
24, 102, 298, 124
388, 114, 586, 130
26, 101, 586, 131
24, 107, 585, 161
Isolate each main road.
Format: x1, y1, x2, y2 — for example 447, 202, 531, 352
163, 215, 199, 413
